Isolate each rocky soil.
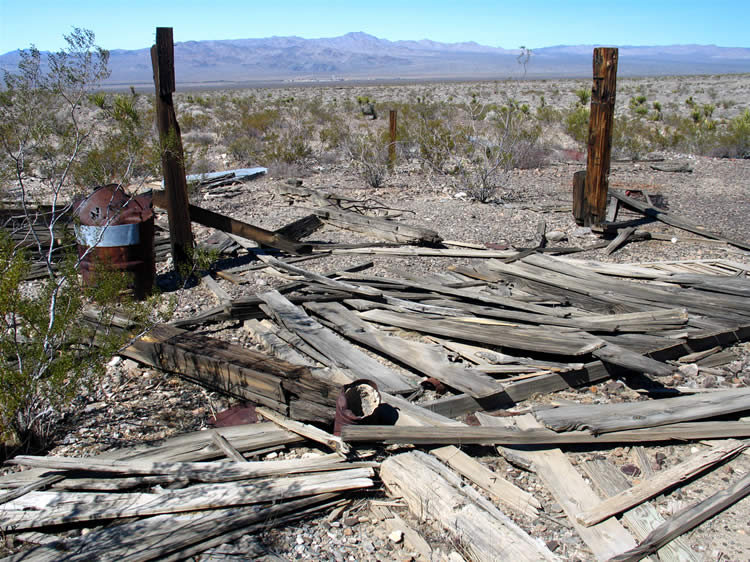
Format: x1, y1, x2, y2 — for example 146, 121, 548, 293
2, 74, 750, 561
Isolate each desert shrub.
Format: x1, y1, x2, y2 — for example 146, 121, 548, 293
565, 106, 590, 144
459, 103, 543, 202
710, 109, 750, 158
574, 87, 591, 106
344, 129, 390, 188
0, 29, 159, 453
74, 93, 159, 186
398, 101, 461, 173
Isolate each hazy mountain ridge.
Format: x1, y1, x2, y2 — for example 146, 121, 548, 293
2, 31, 749, 87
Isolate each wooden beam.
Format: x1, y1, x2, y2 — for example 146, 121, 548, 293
151, 191, 310, 256
340, 421, 750, 446
151, 27, 193, 268
610, 472, 750, 562
610, 189, 750, 251
583, 459, 698, 562
578, 439, 747, 526
583, 47, 618, 226
380, 451, 557, 562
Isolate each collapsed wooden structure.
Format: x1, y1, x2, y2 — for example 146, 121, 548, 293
3, 188, 750, 559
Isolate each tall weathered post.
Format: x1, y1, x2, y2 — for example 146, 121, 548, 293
579, 47, 618, 226
151, 27, 193, 269
388, 109, 397, 168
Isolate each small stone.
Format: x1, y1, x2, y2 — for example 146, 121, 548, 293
621, 463, 641, 477
343, 528, 353, 537
389, 530, 404, 543
612, 447, 625, 457
107, 356, 122, 367
678, 364, 699, 377
701, 375, 717, 388
546, 230, 567, 242
546, 540, 560, 552
343, 516, 359, 527
296, 536, 305, 545
265, 452, 279, 460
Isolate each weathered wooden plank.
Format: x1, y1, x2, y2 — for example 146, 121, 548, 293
583, 459, 699, 562
583, 47, 618, 226
259, 291, 417, 393
3, 494, 340, 562
481, 413, 638, 560
610, 473, 750, 562
359, 308, 604, 356
152, 190, 309, 255
314, 207, 442, 245
256, 406, 349, 455
340, 421, 750, 446
430, 445, 541, 518
578, 440, 747, 526
210, 431, 248, 462
5, 452, 362, 482
380, 451, 557, 562
306, 302, 503, 398
534, 388, 750, 434
0, 468, 374, 530
610, 189, 750, 251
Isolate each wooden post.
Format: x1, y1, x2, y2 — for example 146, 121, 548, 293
572, 170, 586, 225
151, 27, 193, 269
388, 109, 397, 168
582, 47, 618, 226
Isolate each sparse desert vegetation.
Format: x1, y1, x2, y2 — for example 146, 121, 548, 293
3, 34, 750, 561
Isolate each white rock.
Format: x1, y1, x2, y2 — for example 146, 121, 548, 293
107, 356, 122, 367
546, 230, 567, 242
388, 530, 403, 543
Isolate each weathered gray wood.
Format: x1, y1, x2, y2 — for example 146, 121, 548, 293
605, 226, 637, 255
314, 207, 442, 245
430, 446, 541, 518
306, 302, 503, 398
610, 472, 750, 562
340, 421, 750, 446
380, 451, 558, 562
359, 308, 604, 356
610, 189, 750, 251
592, 342, 674, 377
578, 440, 747, 526
0, 475, 64, 505
583, 459, 699, 562
259, 290, 417, 393
243, 319, 318, 366
210, 431, 248, 462
256, 406, 349, 455
479, 413, 638, 560
0, 468, 374, 530
5, 452, 361, 482
534, 388, 750, 434
3, 494, 339, 562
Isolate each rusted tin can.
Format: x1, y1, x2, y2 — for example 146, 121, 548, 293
333, 379, 381, 436
74, 184, 155, 299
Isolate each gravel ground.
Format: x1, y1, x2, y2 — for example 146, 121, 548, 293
2, 77, 750, 561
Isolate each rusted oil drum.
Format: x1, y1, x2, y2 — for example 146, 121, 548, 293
74, 184, 155, 299
333, 379, 381, 436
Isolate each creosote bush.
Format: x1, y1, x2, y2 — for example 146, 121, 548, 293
0, 29, 162, 454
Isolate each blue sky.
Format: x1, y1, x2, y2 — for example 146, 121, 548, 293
1, 0, 748, 55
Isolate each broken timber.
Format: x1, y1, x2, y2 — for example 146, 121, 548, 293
380, 451, 557, 562
152, 190, 310, 255
314, 207, 442, 245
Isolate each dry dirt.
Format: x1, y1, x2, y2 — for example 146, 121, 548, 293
3, 74, 750, 561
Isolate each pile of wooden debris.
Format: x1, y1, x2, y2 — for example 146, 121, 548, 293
3, 181, 750, 561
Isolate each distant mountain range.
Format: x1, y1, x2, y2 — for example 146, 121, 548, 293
2, 32, 749, 88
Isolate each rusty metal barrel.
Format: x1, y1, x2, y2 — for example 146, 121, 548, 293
74, 184, 155, 299
333, 379, 381, 436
